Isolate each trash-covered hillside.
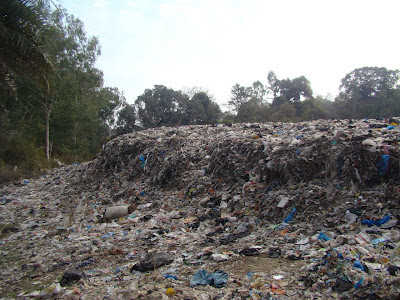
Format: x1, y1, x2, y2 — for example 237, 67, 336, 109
1, 118, 400, 299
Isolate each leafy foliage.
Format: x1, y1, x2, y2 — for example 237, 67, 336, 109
115, 104, 136, 136
226, 67, 400, 123
188, 91, 221, 124
0, 0, 53, 97
132, 86, 222, 130
336, 67, 400, 118
135, 85, 188, 129
0, 1, 125, 180
228, 83, 250, 114
339, 67, 399, 100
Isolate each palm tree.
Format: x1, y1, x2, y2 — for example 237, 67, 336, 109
0, 0, 53, 98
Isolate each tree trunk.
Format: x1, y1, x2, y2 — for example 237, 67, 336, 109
45, 107, 51, 160
74, 122, 78, 163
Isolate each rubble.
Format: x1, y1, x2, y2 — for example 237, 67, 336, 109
0, 118, 400, 298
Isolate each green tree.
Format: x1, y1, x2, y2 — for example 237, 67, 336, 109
267, 71, 279, 98
236, 99, 269, 123
0, 1, 127, 178
271, 101, 297, 122
269, 73, 313, 119
0, 0, 53, 98
386, 89, 400, 117
248, 80, 268, 102
49, 67, 105, 160
115, 103, 136, 136
186, 94, 205, 124
188, 91, 221, 124
301, 96, 332, 121
135, 85, 189, 129
98, 87, 125, 129
228, 83, 250, 114
276, 76, 313, 103
219, 111, 235, 124
41, 8, 105, 159
337, 67, 400, 118
339, 67, 399, 100
228, 81, 271, 123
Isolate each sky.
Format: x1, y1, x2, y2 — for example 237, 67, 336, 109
60, 0, 400, 107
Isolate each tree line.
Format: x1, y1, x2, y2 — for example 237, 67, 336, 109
223, 68, 400, 123
1, 0, 400, 181
1, 0, 124, 180
115, 86, 222, 135
116, 66, 400, 133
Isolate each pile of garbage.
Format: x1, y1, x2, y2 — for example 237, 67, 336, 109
1, 118, 400, 299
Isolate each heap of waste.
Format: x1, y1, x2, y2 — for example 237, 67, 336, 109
1, 118, 400, 299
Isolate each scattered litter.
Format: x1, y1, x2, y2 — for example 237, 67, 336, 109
1, 119, 400, 298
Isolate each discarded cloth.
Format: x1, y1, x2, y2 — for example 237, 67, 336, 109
130, 252, 174, 272
362, 215, 391, 227
190, 269, 228, 288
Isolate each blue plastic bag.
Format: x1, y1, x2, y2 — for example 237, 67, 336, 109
139, 155, 146, 169
353, 260, 365, 272
165, 274, 178, 280
318, 232, 331, 241
376, 154, 390, 176
354, 277, 364, 289
190, 269, 228, 288
362, 215, 390, 227
284, 207, 297, 223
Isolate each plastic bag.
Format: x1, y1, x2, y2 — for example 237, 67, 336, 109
190, 269, 228, 288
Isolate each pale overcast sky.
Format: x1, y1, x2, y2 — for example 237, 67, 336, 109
60, 0, 400, 106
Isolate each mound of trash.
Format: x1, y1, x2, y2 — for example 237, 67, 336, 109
1, 118, 400, 299
89, 119, 400, 225
94, 120, 399, 188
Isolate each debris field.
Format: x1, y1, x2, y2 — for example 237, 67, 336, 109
1, 118, 400, 299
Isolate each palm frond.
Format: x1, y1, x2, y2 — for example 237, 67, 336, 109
0, 0, 54, 98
